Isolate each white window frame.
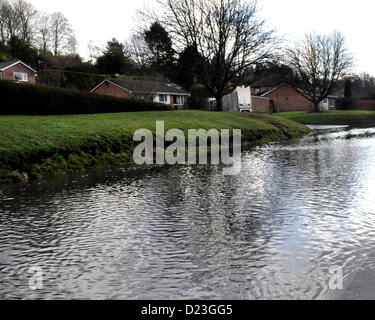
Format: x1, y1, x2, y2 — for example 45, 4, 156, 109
174, 96, 183, 105
13, 72, 28, 82
159, 94, 168, 103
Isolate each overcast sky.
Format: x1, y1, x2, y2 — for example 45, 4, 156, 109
28, 0, 375, 74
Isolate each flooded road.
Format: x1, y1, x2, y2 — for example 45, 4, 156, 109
1, 126, 375, 299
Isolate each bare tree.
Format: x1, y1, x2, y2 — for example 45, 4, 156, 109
0, 0, 43, 46
0, 0, 78, 58
284, 31, 353, 112
141, 0, 276, 110
125, 33, 152, 75
88, 40, 102, 61
13, 0, 37, 43
35, 12, 51, 54
66, 34, 78, 55
0, 0, 18, 42
0, 0, 8, 43
50, 11, 72, 56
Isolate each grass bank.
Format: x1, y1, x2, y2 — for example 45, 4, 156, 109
275, 110, 375, 125
0, 111, 309, 184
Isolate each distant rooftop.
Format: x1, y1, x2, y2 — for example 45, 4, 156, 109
0, 60, 37, 73
0, 61, 18, 70
108, 78, 190, 95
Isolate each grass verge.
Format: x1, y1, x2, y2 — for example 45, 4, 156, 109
0, 111, 310, 184
275, 110, 375, 125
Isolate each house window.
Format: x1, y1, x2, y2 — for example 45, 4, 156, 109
13, 72, 28, 82
175, 96, 183, 105
159, 94, 168, 103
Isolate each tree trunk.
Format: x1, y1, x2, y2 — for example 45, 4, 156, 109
215, 93, 223, 112
313, 101, 320, 113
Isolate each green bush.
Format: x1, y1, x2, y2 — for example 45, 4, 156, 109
0, 81, 173, 115
336, 97, 353, 110
189, 84, 210, 110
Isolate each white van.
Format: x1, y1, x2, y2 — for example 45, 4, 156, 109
222, 86, 253, 112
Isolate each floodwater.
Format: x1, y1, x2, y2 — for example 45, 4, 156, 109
1, 126, 375, 300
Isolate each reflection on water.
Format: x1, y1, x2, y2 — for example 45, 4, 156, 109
1, 127, 375, 300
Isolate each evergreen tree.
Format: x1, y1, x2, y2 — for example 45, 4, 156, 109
96, 38, 134, 75
344, 79, 352, 98
176, 45, 204, 89
144, 22, 175, 76
7, 35, 38, 65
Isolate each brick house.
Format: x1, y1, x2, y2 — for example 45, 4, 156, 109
251, 75, 284, 96
260, 84, 337, 112
252, 96, 272, 113
91, 78, 190, 109
0, 61, 37, 84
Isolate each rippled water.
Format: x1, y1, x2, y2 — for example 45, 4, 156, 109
1, 127, 375, 300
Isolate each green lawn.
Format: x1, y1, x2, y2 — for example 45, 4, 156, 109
275, 110, 375, 125
0, 111, 309, 183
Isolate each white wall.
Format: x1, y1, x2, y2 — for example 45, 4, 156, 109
319, 99, 329, 112
153, 94, 171, 104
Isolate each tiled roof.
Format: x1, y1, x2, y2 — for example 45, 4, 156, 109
0, 60, 37, 73
0, 61, 18, 70
108, 78, 190, 95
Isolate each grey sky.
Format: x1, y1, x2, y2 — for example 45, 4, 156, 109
28, 0, 374, 74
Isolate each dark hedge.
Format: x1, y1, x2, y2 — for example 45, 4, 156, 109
37, 70, 107, 91
0, 81, 173, 115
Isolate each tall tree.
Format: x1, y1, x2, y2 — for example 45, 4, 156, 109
36, 12, 51, 54
0, 0, 9, 43
142, 0, 276, 111
96, 38, 134, 74
50, 11, 72, 56
0, 0, 38, 45
13, 0, 37, 43
176, 45, 204, 89
66, 34, 78, 55
125, 33, 152, 75
7, 35, 37, 64
0, 0, 18, 42
144, 22, 175, 76
284, 31, 353, 112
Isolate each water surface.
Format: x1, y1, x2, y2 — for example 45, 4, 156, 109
1, 127, 375, 300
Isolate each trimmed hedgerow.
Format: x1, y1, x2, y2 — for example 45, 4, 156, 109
37, 70, 107, 91
0, 81, 173, 115
37, 70, 164, 91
